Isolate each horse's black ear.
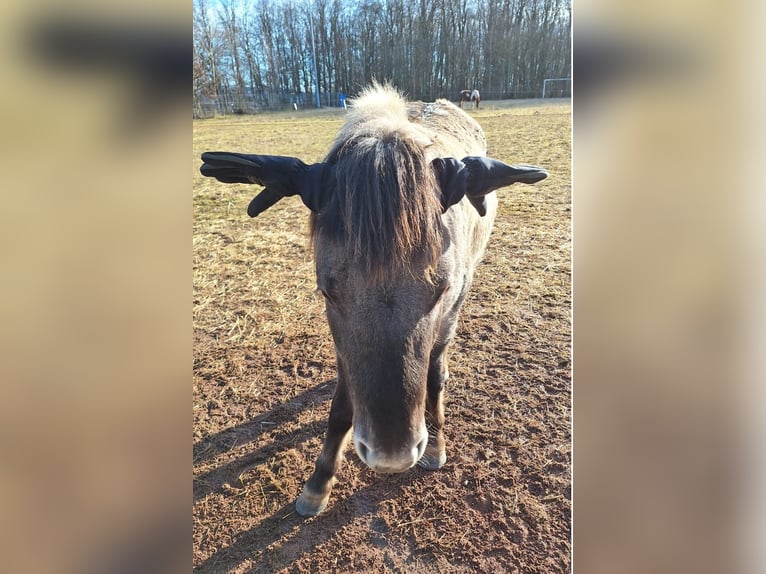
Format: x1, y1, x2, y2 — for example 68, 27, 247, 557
200, 152, 335, 217
432, 157, 468, 212
432, 156, 548, 216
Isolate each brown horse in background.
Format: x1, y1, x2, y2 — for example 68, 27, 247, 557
458, 89, 472, 108
459, 89, 481, 109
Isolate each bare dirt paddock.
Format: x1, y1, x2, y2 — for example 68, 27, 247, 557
193, 99, 571, 573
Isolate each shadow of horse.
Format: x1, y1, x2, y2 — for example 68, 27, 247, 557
193, 380, 336, 502
194, 380, 336, 466
194, 377, 434, 573
193, 471, 421, 574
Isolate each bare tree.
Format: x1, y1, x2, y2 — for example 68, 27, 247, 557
219, 0, 248, 112
194, 0, 225, 115
192, 0, 570, 114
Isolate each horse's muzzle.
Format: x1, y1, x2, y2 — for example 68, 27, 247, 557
353, 425, 428, 473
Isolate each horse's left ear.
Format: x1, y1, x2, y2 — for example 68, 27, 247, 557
433, 156, 548, 216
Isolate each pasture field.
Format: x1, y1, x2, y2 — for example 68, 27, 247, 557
193, 99, 571, 573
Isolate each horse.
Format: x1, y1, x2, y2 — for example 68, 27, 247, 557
459, 89, 480, 109
199, 84, 547, 516
458, 89, 472, 108
471, 89, 481, 109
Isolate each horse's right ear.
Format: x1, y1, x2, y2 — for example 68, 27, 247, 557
432, 156, 548, 216
200, 152, 335, 217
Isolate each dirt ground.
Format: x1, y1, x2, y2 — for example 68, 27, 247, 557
193, 99, 571, 573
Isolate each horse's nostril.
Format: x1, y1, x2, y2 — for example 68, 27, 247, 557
355, 439, 369, 463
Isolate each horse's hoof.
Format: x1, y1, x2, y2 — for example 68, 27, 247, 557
295, 489, 329, 517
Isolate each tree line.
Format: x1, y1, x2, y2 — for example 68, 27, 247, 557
193, 0, 571, 115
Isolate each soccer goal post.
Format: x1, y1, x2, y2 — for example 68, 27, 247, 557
542, 78, 571, 98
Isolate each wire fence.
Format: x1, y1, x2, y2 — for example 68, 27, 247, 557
194, 86, 571, 118
195, 91, 346, 117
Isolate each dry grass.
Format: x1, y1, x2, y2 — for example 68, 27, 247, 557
193, 100, 571, 573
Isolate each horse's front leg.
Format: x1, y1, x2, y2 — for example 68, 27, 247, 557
418, 342, 449, 470
295, 379, 352, 516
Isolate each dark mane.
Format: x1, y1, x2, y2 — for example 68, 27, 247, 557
310, 125, 443, 283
